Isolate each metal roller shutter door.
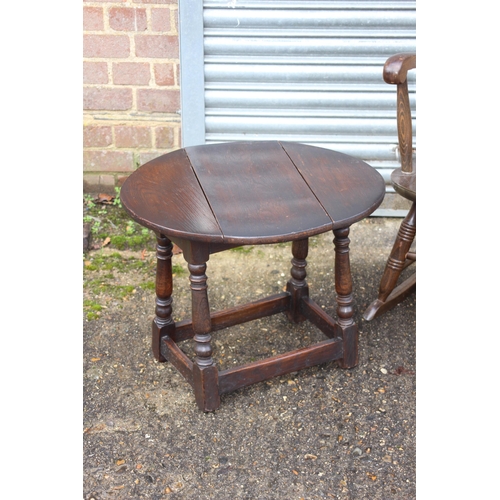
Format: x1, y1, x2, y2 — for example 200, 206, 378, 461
179, 0, 416, 213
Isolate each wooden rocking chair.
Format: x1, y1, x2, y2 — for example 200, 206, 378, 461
363, 53, 416, 321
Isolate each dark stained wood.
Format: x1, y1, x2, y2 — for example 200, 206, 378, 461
333, 228, 354, 328
187, 258, 221, 411
364, 53, 416, 321
193, 364, 220, 412
172, 293, 290, 342
392, 168, 416, 201
160, 336, 194, 388
384, 53, 415, 178
151, 234, 175, 361
286, 238, 309, 323
122, 141, 385, 246
300, 297, 337, 339
395, 78, 413, 173
364, 273, 416, 321
185, 141, 332, 244
384, 53, 416, 180
188, 262, 213, 367
383, 53, 416, 85
218, 338, 343, 395
280, 142, 386, 229
120, 149, 223, 242
120, 139, 386, 411
335, 324, 358, 369
333, 228, 358, 368
364, 203, 416, 321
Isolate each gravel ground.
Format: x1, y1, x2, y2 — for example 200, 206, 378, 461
83, 217, 416, 500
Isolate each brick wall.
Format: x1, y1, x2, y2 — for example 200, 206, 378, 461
83, 0, 181, 194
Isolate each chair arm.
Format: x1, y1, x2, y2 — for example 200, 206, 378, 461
383, 53, 416, 84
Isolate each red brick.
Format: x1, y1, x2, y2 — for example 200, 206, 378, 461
113, 62, 150, 85
109, 7, 147, 32
83, 7, 104, 31
154, 64, 174, 86
84, 87, 133, 111
83, 174, 116, 194
155, 126, 175, 148
84, 35, 130, 58
134, 35, 178, 58
83, 126, 113, 147
138, 152, 164, 165
83, 62, 108, 84
137, 89, 180, 113
173, 8, 178, 32
115, 126, 152, 148
151, 8, 171, 32
133, 0, 176, 4
84, 150, 135, 172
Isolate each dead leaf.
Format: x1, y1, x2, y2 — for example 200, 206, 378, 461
91, 357, 101, 362
96, 193, 114, 204
116, 459, 125, 465
366, 473, 377, 481
172, 244, 182, 255
292, 470, 299, 475
394, 366, 414, 375
102, 237, 111, 247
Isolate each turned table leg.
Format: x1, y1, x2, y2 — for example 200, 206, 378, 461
333, 227, 358, 369
152, 234, 175, 362
188, 261, 220, 411
286, 238, 309, 323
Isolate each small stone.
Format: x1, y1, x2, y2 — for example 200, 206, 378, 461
380, 368, 388, 374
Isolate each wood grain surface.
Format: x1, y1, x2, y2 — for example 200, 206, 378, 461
121, 141, 385, 245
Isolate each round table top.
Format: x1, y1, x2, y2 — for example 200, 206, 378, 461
120, 141, 385, 245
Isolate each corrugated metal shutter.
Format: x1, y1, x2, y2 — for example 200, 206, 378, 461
179, 0, 416, 208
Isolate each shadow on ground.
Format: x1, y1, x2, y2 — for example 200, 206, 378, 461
83, 216, 416, 500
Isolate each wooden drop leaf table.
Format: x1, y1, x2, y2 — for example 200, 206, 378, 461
120, 141, 385, 411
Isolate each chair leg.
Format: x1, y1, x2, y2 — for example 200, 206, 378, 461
363, 202, 416, 321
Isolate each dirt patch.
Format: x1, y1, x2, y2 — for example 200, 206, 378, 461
84, 202, 416, 499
